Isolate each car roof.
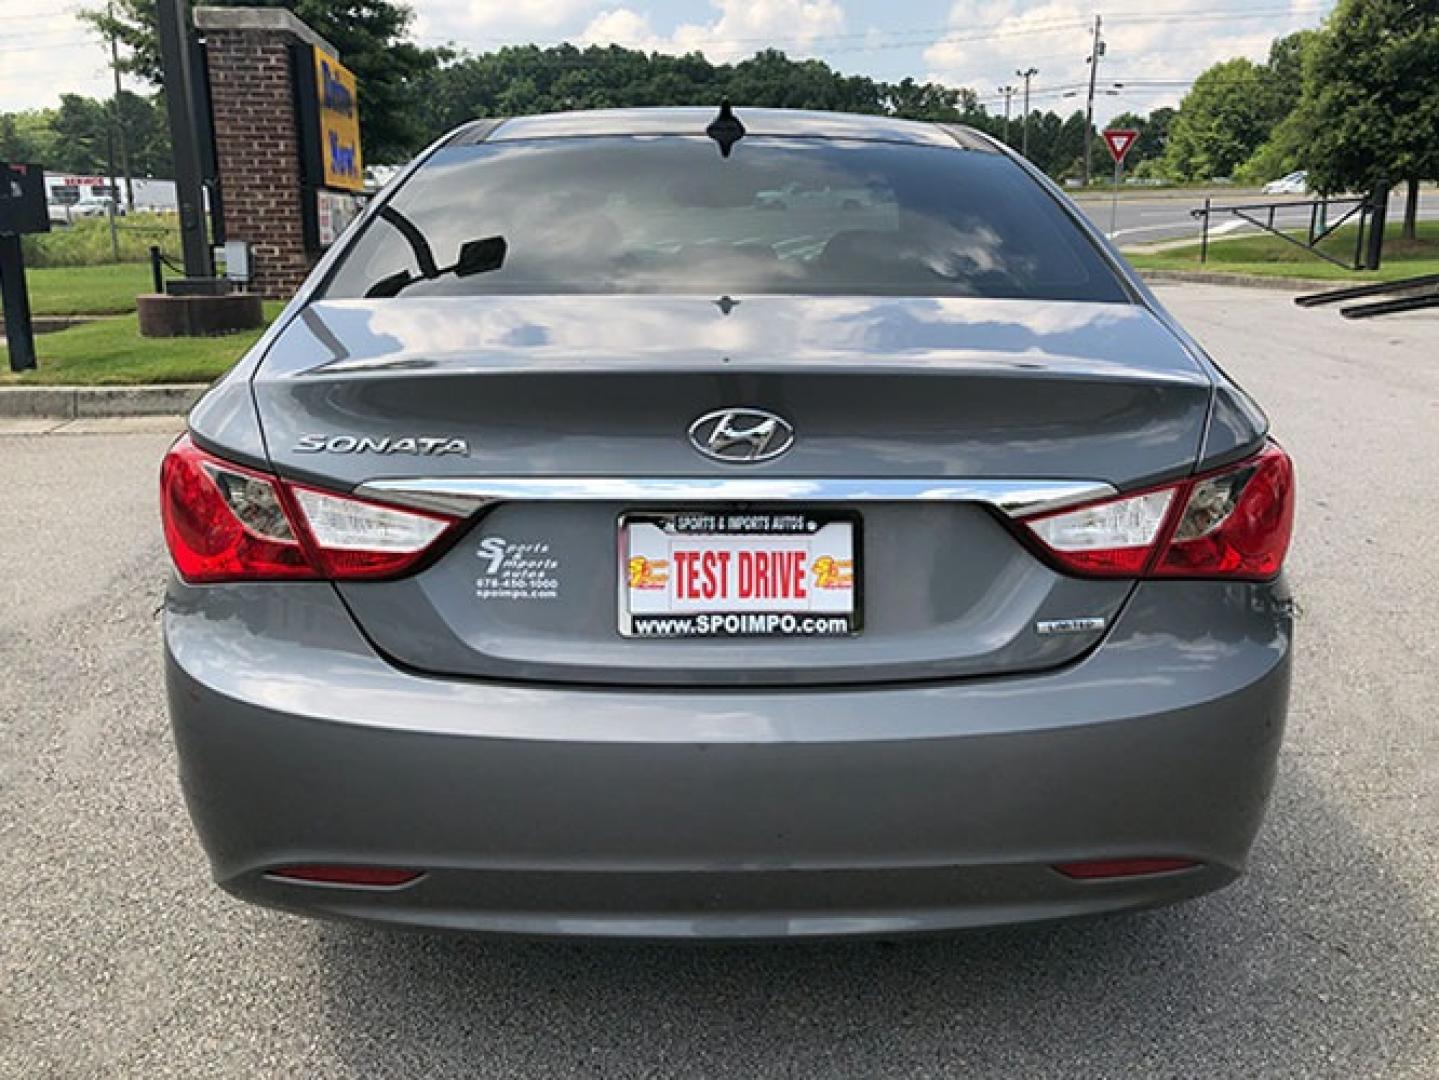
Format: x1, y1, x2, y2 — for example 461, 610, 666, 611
451, 107, 995, 151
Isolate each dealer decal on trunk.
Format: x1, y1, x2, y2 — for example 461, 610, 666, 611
476, 537, 560, 601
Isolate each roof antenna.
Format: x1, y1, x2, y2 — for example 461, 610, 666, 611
706, 99, 745, 158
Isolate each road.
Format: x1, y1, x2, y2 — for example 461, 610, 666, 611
2, 286, 1436, 1078
1071, 187, 1439, 247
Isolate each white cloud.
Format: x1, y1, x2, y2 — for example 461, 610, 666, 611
581, 8, 672, 52
921, 0, 1330, 122
582, 1, 846, 63
0, 4, 115, 112
411, 0, 607, 44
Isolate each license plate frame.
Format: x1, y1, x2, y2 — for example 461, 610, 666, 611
618, 509, 862, 639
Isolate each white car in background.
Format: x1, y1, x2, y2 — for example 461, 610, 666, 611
1262, 170, 1309, 195
70, 195, 126, 218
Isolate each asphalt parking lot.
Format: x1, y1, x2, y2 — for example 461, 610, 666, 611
2, 283, 1436, 1078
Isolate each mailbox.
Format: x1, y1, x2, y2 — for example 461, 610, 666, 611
0, 162, 50, 235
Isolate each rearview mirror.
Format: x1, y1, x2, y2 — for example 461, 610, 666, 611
454, 235, 507, 278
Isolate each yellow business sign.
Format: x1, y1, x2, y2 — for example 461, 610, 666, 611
313, 51, 363, 192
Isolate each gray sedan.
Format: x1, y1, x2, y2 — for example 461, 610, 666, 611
161, 107, 1294, 938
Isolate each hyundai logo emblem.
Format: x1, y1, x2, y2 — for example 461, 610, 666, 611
688, 408, 795, 464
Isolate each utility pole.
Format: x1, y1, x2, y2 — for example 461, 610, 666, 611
1017, 67, 1038, 158
104, 122, 121, 261
102, 6, 123, 266
1083, 15, 1105, 187
108, 2, 134, 211
998, 85, 1017, 145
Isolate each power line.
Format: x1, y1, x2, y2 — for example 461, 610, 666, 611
0, 27, 100, 42
426, 3, 1334, 57
417, 16, 1097, 53
0, 7, 80, 21
0, 35, 96, 54
1107, 3, 1330, 21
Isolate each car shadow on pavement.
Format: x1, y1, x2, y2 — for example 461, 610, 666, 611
306, 762, 1435, 1078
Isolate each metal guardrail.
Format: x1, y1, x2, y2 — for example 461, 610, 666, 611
1192, 184, 1389, 271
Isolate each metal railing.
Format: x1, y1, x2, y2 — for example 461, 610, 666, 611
1192, 184, 1389, 271
148, 244, 186, 293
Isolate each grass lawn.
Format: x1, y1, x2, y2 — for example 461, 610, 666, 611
24, 262, 158, 317
1127, 219, 1439, 282
1, 304, 282, 386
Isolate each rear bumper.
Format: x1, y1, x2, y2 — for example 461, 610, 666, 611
165, 577, 1291, 939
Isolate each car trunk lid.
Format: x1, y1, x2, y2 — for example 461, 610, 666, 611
250, 294, 1212, 686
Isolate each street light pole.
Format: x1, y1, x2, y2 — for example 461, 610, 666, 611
1017, 67, 1038, 158
1083, 15, 1104, 186
998, 85, 1017, 144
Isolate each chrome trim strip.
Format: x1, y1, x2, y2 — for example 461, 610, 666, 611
355, 477, 1116, 519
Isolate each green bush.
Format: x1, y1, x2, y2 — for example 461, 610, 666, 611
21, 212, 183, 268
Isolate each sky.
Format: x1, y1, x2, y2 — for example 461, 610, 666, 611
1, 0, 1334, 123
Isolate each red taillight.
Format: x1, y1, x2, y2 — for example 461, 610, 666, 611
161, 435, 460, 583
161, 437, 316, 582
1020, 440, 1294, 581
268, 865, 423, 887
1053, 858, 1199, 880
1152, 442, 1294, 579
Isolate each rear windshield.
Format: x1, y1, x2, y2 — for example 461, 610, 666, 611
324, 136, 1128, 303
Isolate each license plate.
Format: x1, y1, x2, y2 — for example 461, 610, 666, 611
620, 511, 859, 638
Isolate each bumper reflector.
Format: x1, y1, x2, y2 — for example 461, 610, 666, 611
268, 865, 424, 887
1052, 858, 1199, 880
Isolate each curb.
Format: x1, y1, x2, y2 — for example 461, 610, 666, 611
1137, 269, 1331, 292
0, 384, 207, 419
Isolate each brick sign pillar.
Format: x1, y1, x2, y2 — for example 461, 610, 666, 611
194, 7, 338, 298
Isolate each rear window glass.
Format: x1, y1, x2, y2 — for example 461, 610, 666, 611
324, 136, 1128, 303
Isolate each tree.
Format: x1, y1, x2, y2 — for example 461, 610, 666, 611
0, 110, 61, 164
52, 95, 115, 175
1300, 0, 1439, 239
1162, 58, 1286, 180
885, 77, 964, 121
1236, 32, 1319, 184
410, 44, 1018, 159
83, 0, 438, 162
118, 91, 174, 176
0, 94, 170, 177
1018, 110, 1064, 174
81, 0, 160, 83
1047, 111, 1091, 180
1258, 31, 1312, 122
